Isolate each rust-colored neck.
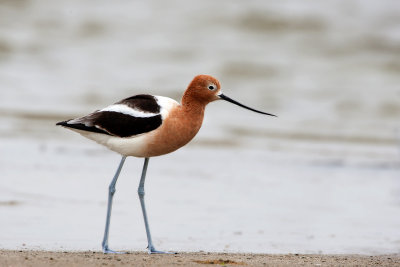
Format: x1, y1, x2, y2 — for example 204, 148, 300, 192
181, 92, 207, 117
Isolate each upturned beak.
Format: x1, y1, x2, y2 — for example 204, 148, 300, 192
218, 93, 276, 117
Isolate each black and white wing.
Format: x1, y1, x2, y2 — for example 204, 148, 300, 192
57, 94, 164, 138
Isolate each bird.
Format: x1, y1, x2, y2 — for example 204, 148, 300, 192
56, 74, 276, 254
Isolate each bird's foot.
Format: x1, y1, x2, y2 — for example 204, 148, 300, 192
148, 246, 177, 254
103, 246, 126, 254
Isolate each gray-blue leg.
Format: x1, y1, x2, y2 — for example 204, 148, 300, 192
138, 158, 171, 254
102, 156, 126, 254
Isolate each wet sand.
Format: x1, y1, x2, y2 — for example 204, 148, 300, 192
1, 250, 399, 267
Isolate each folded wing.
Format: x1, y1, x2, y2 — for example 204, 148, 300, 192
56, 94, 163, 138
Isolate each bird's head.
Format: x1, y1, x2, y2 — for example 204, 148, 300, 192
183, 74, 276, 117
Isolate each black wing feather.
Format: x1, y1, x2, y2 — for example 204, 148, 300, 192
56, 120, 109, 135
57, 112, 162, 138
117, 94, 160, 113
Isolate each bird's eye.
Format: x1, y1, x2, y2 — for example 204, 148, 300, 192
208, 85, 215, 90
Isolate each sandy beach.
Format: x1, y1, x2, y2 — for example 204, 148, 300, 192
1, 250, 399, 267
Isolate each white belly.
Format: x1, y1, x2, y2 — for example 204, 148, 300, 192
73, 129, 150, 157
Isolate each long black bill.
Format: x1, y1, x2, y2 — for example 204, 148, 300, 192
219, 93, 276, 117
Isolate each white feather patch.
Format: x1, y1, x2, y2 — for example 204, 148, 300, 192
155, 96, 179, 119
100, 104, 157, 118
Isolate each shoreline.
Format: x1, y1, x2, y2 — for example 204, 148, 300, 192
1, 250, 399, 266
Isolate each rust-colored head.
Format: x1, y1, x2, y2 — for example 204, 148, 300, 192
182, 74, 276, 116
182, 74, 222, 105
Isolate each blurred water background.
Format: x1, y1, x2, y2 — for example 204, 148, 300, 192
0, 0, 399, 254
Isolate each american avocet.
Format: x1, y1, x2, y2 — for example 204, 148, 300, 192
57, 74, 275, 254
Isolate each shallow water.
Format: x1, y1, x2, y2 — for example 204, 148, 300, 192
0, 0, 399, 254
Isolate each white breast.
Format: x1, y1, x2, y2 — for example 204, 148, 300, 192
155, 96, 179, 120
